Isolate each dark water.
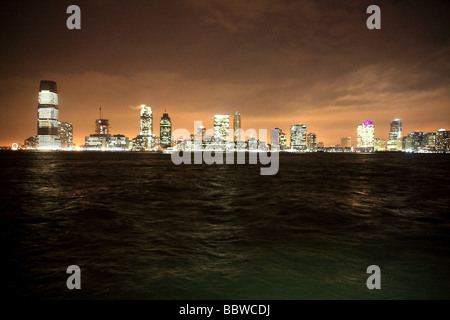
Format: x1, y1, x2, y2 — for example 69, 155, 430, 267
1, 151, 449, 299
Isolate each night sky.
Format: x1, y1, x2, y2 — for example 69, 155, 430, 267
0, 0, 449, 146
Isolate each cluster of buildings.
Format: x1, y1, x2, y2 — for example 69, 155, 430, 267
354, 119, 450, 153
83, 105, 172, 151
19, 80, 450, 153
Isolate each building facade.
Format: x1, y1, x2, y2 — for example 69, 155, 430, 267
290, 124, 307, 151
307, 133, 317, 151
58, 121, 73, 149
37, 80, 61, 149
403, 131, 426, 151
436, 129, 450, 152
387, 119, 402, 151
140, 105, 153, 136
213, 115, 229, 144
374, 138, 386, 151
160, 111, 172, 148
357, 121, 375, 151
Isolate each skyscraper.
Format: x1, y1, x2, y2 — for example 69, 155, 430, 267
131, 105, 153, 151
307, 132, 317, 151
436, 129, 450, 152
214, 115, 229, 144
387, 119, 402, 151
274, 128, 287, 151
233, 111, 241, 143
403, 131, 426, 152
58, 121, 73, 149
290, 124, 307, 150
160, 110, 172, 148
357, 121, 375, 151
37, 80, 61, 149
140, 105, 153, 136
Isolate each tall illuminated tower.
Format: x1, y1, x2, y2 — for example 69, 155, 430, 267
37, 80, 61, 149
290, 124, 307, 150
387, 119, 402, 151
357, 121, 375, 151
160, 110, 172, 148
214, 115, 229, 144
140, 105, 153, 136
233, 111, 241, 142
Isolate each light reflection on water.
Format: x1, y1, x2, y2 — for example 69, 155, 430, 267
0, 151, 449, 299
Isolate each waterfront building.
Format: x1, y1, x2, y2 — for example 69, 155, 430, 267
290, 124, 307, 151
436, 129, 450, 152
107, 134, 130, 150
307, 132, 317, 151
374, 138, 386, 151
85, 112, 130, 150
357, 121, 375, 152
387, 119, 402, 151
213, 115, 229, 144
273, 128, 287, 151
403, 131, 426, 152
37, 80, 61, 149
140, 105, 153, 136
160, 110, 172, 148
58, 121, 73, 149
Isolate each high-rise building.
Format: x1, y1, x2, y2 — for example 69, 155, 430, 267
341, 137, 351, 148
160, 110, 172, 148
387, 119, 402, 151
140, 105, 153, 136
37, 80, 61, 149
274, 128, 287, 151
213, 115, 229, 144
58, 121, 73, 149
290, 124, 307, 150
357, 121, 375, 151
279, 132, 287, 151
374, 138, 386, 151
307, 133, 317, 151
424, 132, 436, 151
436, 129, 449, 152
233, 111, 241, 143
403, 131, 426, 152
131, 105, 154, 151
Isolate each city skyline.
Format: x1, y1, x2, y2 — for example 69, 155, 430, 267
0, 1, 449, 146
7, 78, 450, 151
